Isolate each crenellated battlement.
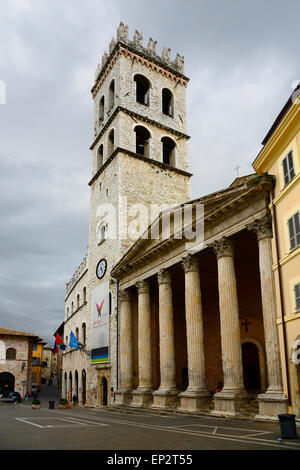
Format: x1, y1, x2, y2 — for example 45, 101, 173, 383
65, 255, 88, 298
94, 22, 185, 84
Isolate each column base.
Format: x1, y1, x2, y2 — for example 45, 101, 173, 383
152, 389, 179, 410
178, 389, 210, 412
211, 389, 248, 417
114, 388, 132, 405
255, 391, 288, 420
131, 389, 153, 407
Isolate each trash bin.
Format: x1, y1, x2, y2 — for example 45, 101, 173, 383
49, 401, 55, 410
278, 414, 298, 439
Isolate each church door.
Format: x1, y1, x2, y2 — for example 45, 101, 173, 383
102, 378, 108, 406
242, 342, 261, 391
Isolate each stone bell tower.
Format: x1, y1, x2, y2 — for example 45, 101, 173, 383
86, 22, 191, 403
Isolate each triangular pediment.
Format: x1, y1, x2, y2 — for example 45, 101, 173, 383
112, 174, 259, 277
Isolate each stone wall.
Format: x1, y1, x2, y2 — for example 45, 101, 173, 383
0, 335, 32, 397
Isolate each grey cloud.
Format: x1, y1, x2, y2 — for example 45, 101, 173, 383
0, 0, 299, 343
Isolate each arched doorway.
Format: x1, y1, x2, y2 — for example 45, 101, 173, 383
0, 372, 15, 393
64, 372, 67, 399
242, 342, 261, 391
75, 370, 79, 402
69, 372, 72, 401
102, 377, 108, 406
82, 370, 86, 405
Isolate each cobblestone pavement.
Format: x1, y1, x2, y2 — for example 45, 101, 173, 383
1, 392, 300, 451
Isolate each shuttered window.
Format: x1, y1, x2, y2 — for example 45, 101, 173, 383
288, 212, 300, 250
295, 283, 300, 311
282, 151, 295, 185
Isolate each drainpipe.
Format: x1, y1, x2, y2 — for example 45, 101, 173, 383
271, 176, 291, 406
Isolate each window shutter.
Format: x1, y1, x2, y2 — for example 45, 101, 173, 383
283, 157, 289, 185
295, 212, 300, 247
288, 216, 296, 250
295, 283, 300, 311
288, 151, 295, 180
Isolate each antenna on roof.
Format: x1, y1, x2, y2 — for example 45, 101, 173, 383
234, 165, 240, 178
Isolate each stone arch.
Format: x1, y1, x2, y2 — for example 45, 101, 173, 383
6, 348, 16, 360
64, 372, 68, 399
74, 370, 79, 402
82, 323, 86, 344
162, 88, 174, 117
107, 128, 115, 157
69, 371, 73, 400
99, 95, 105, 122
134, 74, 151, 106
82, 370, 86, 405
161, 136, 176, 166
0, 372, 15, 393
97, 144, 104, 170
134, 125, 151, 158
108, 79, 115, 110
241, 337, 267, 392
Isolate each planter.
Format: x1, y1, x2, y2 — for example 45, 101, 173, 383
32, 405, 41, 409
58, 405, 66, 409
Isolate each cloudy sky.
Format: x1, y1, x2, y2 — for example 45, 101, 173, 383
0, 0, 299, 345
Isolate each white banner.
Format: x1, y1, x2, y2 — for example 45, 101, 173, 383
91, 280, 110, 364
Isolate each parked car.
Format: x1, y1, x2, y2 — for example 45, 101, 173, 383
0, 391, 22, 403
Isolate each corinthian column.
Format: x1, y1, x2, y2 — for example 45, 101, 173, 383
248, 214, 287, 418
211, 237, 247, 415
153, 269, 178, 409
179, 254, 209, 411
131, 280, 153, 407
115, 289, 133, 405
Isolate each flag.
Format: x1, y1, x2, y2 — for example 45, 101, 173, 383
53, 340, 58, 354
69, 331, 79, 349
56, 333, 66, 351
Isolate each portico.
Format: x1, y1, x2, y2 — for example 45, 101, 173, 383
113, 175, 288, 419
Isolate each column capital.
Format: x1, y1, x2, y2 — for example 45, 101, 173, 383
119, 289, 131, 302
247, 214, 273, 241
158, 269, 171, 285
210, 237, 234, 259
182, 254, 199, 273
136, 279, 150, 295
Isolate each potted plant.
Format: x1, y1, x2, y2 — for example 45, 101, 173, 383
58, 398, 68, 409
32, 399, 41, 409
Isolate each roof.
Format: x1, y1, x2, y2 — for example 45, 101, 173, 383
0, 326, 40, 340
261, 83, 300, 146
111, 173, 271, 278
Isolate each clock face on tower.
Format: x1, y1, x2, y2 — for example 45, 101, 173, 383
96, 259, 107, 279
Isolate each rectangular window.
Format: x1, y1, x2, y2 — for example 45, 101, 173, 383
32, 357, 40, 366
282, 151, 295, 185
288, 212, 300, 250
295, 283, 300, 311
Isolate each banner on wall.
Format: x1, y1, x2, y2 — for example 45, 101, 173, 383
91, 280, 110, 364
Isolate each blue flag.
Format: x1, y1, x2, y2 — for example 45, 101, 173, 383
69, 331, 79, 349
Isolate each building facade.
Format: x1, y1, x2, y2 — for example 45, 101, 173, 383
62, 23, 191, 407
32, 340, 46, 388
253, 84, 300, 416
111, 175, 288, 419
42, 346, 55, 383
0, 327, 40, 398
